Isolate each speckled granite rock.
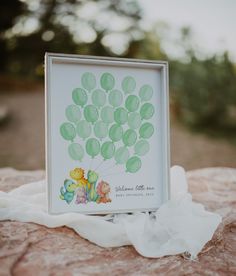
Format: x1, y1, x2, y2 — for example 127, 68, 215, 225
0, 167, 235, 276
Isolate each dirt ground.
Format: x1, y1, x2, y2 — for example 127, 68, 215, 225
0, 90, 236, 170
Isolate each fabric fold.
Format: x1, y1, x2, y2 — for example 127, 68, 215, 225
0, 166, 221, 258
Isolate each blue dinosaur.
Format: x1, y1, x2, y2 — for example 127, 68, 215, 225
60, 179, 77, 204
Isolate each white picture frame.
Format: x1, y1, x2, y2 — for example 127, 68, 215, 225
45, 53, 170, 214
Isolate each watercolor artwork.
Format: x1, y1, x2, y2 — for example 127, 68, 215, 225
45, 54, 170, 214
59, 72, 155, 206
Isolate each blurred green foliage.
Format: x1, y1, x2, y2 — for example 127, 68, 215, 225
1, 0, 236, 134
0, 0, 24, 73
170, 28, 236, 132
170, 54, 236, 128
1, 0, 142, 76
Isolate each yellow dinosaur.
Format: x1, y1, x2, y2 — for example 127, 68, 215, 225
70, 168, 90, 190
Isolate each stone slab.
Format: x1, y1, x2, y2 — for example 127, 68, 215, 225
0, 167, 235, 275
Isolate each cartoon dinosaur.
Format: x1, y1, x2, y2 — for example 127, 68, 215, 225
75, 186, 87, 204
96, 181, 112, 204
87, 170, 99, 202
70, 168, 89, 189
60, 179, 77, 204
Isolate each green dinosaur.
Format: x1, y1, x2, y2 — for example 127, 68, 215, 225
87, 170, 99, 202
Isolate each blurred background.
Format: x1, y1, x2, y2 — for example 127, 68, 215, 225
0, 0, 235, 170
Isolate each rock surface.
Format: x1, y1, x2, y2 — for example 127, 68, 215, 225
0, 167, 235, 276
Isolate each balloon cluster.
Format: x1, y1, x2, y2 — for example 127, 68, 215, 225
60, 72, 155, 173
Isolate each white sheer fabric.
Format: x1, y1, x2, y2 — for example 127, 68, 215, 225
0, 166, 221, 258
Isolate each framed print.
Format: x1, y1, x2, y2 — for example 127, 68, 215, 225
45, 53, 170, 214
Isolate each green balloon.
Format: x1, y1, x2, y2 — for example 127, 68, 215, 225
125, 95, 140, 112
60, 122, 76, 142
92, 89, 106, 109
108, 90, 123, 107
68, 143, 84, 161
134, 140, 150, 156
101, 141, 115, 160
114, 107, 128, 125
100, 73, 115, 92
94, 121, 108, 140
72, 88, 88, 107
122, 129, 137, 147
114, 146, 129, 164
76, 120, 91, 140
122, 76, 136, 94
84, 105, 99, 124
128, 112, 141, 129
86, 138, 100, 158
109, 124, 123, 142
140, 103, 155, 120
139, 122, 154, 139
139, 85, 153, 102
101, 106, 114, 124
65, 105, 81, 123
126, 156, 142, 173
81, 72, 96, 92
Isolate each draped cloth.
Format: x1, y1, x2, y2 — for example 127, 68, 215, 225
0, 166, 221, 258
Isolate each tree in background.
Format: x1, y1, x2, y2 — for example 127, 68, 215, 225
1, 1, 235, 133
0, 0, 25, 73
2, 0, 144, 76
170, 28, 236, 130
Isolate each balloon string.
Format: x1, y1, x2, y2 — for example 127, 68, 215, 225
89, 157, 94, 170
99, 162, 117, 173
94, 159, 105, 171
100, 171, 126, 178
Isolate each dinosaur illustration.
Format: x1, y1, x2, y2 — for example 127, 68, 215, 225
96, 181, 112, 204
70, 168, 89, 189
87, 170, 99, 202
75, 186, 87, 204
60, 179, 77, 204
